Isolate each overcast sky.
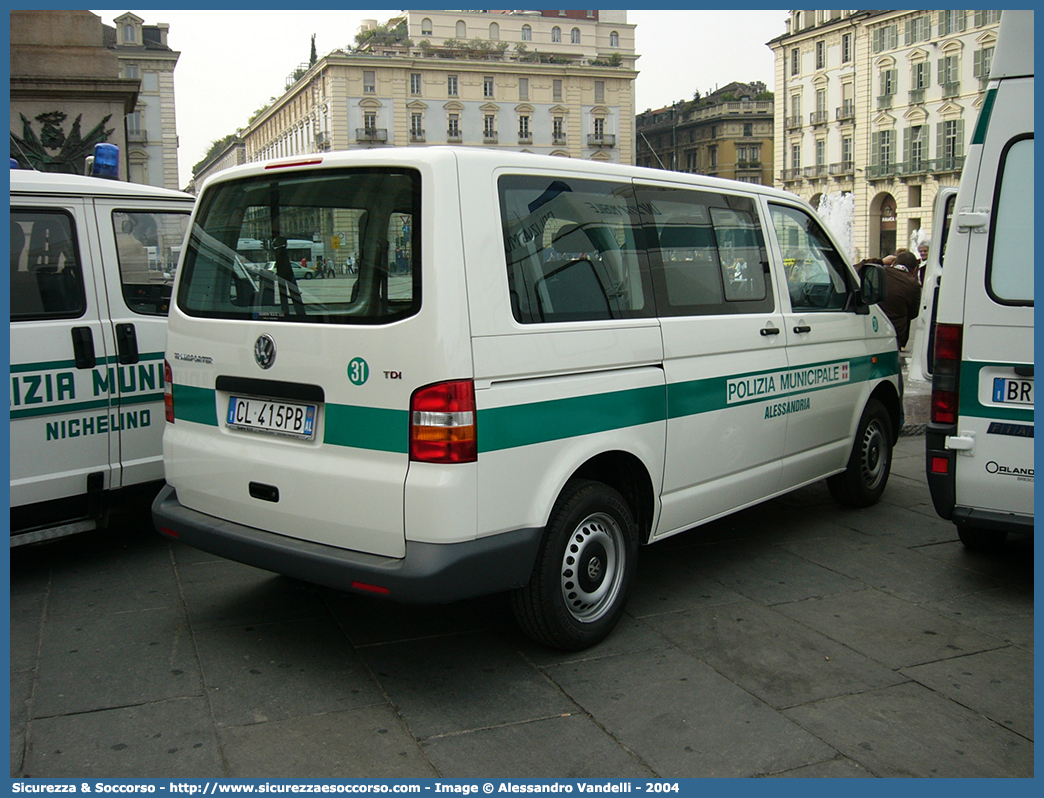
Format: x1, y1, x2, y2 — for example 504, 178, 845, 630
92, 9, 787, 190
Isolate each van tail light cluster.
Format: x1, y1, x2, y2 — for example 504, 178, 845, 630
930, 323, 963, 426
410, 380, 477, 463
164, 359, 175, 423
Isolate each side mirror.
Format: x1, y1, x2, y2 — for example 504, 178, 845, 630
859, 264, 888, 306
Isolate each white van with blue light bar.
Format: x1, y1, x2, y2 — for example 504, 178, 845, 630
9, 149, 195, 545
925, 9, 1034, 550
153, 147, 899, 649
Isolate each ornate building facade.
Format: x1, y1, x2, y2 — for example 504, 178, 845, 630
634, 82, 775, 185
769, 9, 1002, 260
233, 10, 637, 173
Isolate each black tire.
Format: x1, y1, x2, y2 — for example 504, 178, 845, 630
511, 479, 638, 650
827, 398, 893, 507
956, 522, 1007, 552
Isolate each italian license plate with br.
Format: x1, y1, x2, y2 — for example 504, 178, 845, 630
227, 396, 316, 439
992, 377, 1033, 406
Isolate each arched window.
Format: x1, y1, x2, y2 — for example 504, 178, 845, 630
123, 24, 136, 43
521, 24, 532, 42
551, 26, 562, 43
421, 18, 432, 36
610, 31, 619, 47
489, 22, 499, 40
456, 20, 467, 38
571, 28, 581, 45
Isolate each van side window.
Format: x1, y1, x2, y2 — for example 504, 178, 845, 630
9, 210, 86, 320
986, 136, 1034, 305
770, 204, 851, 311
499, 175, 652, 323
636, 185, 772, 316
113, 210, 190, 315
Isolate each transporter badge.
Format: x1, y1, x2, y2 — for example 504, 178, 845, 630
254, 334, 276, 370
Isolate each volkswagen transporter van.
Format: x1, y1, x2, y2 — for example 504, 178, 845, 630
153, 148, 899, 649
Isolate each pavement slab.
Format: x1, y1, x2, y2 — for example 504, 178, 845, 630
783, 681, 1034, 777
218, 705, 438, 779
420, 713, 652, 778
545, 647, 836, 778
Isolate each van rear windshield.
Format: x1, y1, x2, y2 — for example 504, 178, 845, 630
177, 168, 421, 324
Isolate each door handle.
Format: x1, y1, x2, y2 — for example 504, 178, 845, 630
760, 326, 781, 336
71, 326, 96, 369
793, 325, 812, 334
116, 323, 139, 364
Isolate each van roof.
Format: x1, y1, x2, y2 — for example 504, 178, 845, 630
990, 10, 1033, 80
9, 169, 194, 201
199, 146, 806, 206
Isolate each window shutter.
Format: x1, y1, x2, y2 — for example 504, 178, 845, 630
903, 128, 911, 163
871, 132, 880, 167
973, 49, 982, 78
905, 20, 913, 45
956, 119, 965, 157
936, 122, 944, 157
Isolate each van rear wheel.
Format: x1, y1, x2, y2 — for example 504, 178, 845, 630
511, 480, 637, 650
828, 398, 893, 507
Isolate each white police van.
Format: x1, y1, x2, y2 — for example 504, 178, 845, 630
924, 10, 1034, 550
10, 164, 194, 545
153, 147, 899, 649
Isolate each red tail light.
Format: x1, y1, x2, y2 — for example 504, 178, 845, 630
410, 380, 477, 464
164, 359, 174, 423
930, 323, 962, 425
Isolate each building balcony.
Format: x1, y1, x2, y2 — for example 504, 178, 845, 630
410, 130, 425, 143
127, 130, 148, 144
355, 128, 388, 143
483, 132, 498, 143
447, 132, 462, 143
803, 164, 829, 179
896, 159, 930, 177
588, 133, 616, 147
785, 115, 802, 130
552, 136, 567, 146
518, 134, 533, 145
836, 101, 855, 122
867, 163, 898, 179
931, 156, 965, 173
908, 89, 926, 104
877, 94, 893, 110
314, 131, 330, 150
736, 161, 761, 170
780, 168, 802, 182
829, 161, 855, 177
809, 110, 828, 126
942, 81, 961, 98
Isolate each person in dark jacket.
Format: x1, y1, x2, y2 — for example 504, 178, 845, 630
880, 250, 922, 349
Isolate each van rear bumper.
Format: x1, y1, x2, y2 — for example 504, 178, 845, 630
152, 484, 542, 603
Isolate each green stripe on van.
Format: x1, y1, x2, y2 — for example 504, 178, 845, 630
324, 404, 409, 453
173, 384, 219, 426
10, 351, 165, 374
971, 88, 997, 146
168, 352, 898, 454
479, 385, 667, 453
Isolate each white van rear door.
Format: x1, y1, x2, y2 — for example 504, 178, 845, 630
952, 79, 1034, 516
91, 197, 191, 489
10, 197, 116, 509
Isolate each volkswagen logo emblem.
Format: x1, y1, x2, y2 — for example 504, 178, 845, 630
254, 334, 276, 370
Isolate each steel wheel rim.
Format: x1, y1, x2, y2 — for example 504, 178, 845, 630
860, 418, 888, 490
559, 511, 625, 623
